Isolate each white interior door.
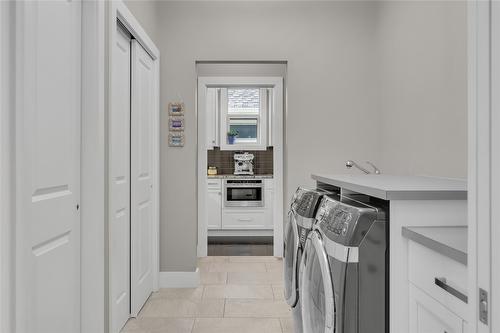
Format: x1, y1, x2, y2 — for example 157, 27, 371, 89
15, 1, 81, 332
130, 39, 155, 316
110, 26, 131, 333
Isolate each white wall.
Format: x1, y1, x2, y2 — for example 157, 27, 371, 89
376, 1, 467, 178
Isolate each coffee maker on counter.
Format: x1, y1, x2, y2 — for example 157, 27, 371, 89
233, 152, 254, 175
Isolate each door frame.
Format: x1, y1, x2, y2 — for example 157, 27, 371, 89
468, 1, 499, 332
0, 1, 14, 332
81, 1, 107, 332
108, 0, 160, 329
197, 76, 284, 258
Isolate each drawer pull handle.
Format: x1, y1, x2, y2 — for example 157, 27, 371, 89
434, 277, 468, 303
237, 218, 252, 222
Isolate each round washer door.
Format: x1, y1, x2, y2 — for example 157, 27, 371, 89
284, 211, 300, 306
301, 230, 335, 333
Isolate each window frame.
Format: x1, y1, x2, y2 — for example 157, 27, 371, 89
220, 87, 269, 151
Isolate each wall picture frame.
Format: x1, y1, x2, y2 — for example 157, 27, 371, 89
169, 116, 185, 131
168, 132, 185, 147
168, 102, 185, 116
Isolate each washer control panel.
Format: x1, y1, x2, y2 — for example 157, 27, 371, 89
291, 187, 328, 218
316, 195, 380, 246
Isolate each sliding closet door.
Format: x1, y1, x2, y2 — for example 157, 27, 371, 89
15, 1, 81, 332
110, 27, 131, 333
130, 40, 155, 316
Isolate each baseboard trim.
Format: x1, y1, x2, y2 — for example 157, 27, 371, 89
159, 268, 200, 288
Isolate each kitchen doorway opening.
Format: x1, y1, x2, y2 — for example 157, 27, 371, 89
196, 62, 286, 258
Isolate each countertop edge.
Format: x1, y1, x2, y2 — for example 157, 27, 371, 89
312, 174, 467, 201
402, 227, 467, 265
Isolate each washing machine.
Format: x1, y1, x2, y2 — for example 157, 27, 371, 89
300, 195, 387, 333
283, 187, 335, 333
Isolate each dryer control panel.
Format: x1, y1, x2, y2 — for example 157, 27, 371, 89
316, 195, 385, 246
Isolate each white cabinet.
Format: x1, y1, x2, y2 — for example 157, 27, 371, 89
264, 179, 274, 229
407, 240, 468, 333
207, 179, 222, 229
206, 88, 219, 149
410, 284, 465, 333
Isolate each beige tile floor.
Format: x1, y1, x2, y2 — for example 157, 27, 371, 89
122, 256, 294, 333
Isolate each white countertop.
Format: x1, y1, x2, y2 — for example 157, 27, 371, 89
312, 174, 467, 200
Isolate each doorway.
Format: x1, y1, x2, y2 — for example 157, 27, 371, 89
196, 66, 286, 259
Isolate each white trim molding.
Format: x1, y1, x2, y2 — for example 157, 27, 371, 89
197, 76, 284, 258
81, 1, 106, 333
0, 1, 14, 332
159, 269, 201, 289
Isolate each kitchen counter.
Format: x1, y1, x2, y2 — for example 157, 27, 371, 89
207, 174, 273, 179
312, 174, 467, 200
402, 226, 467, 265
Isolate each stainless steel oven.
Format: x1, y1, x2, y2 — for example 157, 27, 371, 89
224, 179, 264, 207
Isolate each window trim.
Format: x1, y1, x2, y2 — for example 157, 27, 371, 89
220, 87, 269, 151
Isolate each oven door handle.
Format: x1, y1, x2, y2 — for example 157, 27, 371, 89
225, 184, 263, 188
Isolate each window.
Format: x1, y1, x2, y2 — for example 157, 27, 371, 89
219, 87, 270, 150
229, 118, 258, 143
228, 88, 260, 114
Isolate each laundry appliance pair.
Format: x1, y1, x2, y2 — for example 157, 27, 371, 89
283, 187, 388, 333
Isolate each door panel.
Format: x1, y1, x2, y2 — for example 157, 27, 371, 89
16, 1, 81, 332
110, 27, 131, 333
301, 231, 335, 333
131, 39, 155, 316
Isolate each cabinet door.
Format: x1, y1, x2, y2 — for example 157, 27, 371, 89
207, 189, 222, 229
410, 284, 464, 333
265, 188, 274, 229
206, 88, 219, 149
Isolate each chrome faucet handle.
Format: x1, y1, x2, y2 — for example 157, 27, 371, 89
345, 160, 370, 174
365, 161, 381, 174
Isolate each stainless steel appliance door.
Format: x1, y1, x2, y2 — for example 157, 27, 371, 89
224, 181, 264, 207
284, 211, 300, 306
301, 231, 335, 333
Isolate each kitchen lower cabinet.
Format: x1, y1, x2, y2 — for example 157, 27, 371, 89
207, 177, 274, 231
410, 284, 465, 333
207, 179, 222, 229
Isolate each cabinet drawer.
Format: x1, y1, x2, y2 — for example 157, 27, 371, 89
410, 284, 464, 333
222, 211, 268, 229
408, 240, 468, 320
207, 179, 221, 190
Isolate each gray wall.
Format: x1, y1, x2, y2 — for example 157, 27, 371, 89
123, 0, 159, 44
126, 1, 468, 272
376, 1, 468, 178
156, 1, 381, 271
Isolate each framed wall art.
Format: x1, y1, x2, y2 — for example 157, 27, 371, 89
168, 132, 185, 147
169, 117, 185, 131
168, 102, 185, 116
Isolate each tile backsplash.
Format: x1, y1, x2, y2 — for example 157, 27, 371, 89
207, 147, 273, 175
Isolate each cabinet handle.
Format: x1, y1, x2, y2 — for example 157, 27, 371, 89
237, 218, 252, 222
434, 277, 468, 303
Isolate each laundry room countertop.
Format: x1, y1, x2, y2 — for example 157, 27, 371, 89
311, 174, 467, 200
402, 226, 467, 265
